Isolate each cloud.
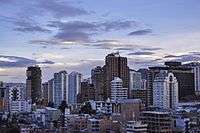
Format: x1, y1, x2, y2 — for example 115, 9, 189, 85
128, 29, 152, 36
0, 15, 50, 33
163, 55, 179, 58
14, 21, 51, 33
0, 55, 54, 68
171, 54, 200, 62
128, 51, 155, 55
46, 20, 138, 42
29, 39, 60, 45
37, 0, 89, 18
101, 20, 137, 32
141, 47, 162, 51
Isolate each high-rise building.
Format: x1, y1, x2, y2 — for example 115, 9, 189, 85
68, 71, 82, 105
129, 70, 142, 91
0, 82, 8, 111
78, 82, 95, 103
103, 52, 129, 100
48, 79, 54, 104
137, 69, 149, 80
53, 71, 68, 107
132, 89, 147, 106
183, 62, 200, 95
111, 77, 128, 102
91, 66, 104, 101
153, 71, 178, 109
26, 66, 42, 104
147, 62, 194, 106
42, 82, 48, 106
129, 70, 142, 99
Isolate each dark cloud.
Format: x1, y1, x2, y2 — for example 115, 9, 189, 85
14, 21, 51, 33
128, 51, 155, 55
141, 47, 162, 51
128, 29, 152, 36
172, 54, 200, 62
128, 58, 161, 69
114, 47, 132, 51
163, 52, 200, 63
0, 55, 54, 68
0, 15, 50, 33
29, 39, 60, 45
163, 55, 179, 58
37, 0, 89, 18
101, 20, 137, 32
47, 20, 137, 42
48, 20, 98, 42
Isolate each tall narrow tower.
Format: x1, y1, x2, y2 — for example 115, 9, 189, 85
103, 52, 129, 100
26, 66, 42, 104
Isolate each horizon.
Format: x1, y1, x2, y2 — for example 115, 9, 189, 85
1, 0, 200, 82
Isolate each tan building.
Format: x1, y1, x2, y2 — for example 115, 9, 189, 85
65, 114, 89, 132
112, 99, 144, 122
140, 109, 173, 133
132, 89, 147, 106
78, 82, 95, 103
87, 116, 121, 133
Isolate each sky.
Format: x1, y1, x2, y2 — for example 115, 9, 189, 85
1, 0, 200, 83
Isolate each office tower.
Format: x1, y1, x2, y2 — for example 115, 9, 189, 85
153, 71, 178, 109
132, 89, 147, 106
183, 62, 200, 95
42, 82, 48, 106
91, 66, 104, 101
68, 71, 82, 105
129, 70, 142, 90
137, 69, 149, 80
147, 62, 194, 106
48, 79, 54, 104
53, 71, 68, 107
0, 83, 8, 111
26, 66, 42, 104
110, 77, 128, 102
140, 108, 173, 133
103, 52, 129, 100
78, 82, 95, 103
129, 70, 142, 91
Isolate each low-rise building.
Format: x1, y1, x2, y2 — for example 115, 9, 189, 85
126, 121, 148, 133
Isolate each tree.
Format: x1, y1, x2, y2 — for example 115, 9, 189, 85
58, 100, 68, 113
80, 102, 96, 115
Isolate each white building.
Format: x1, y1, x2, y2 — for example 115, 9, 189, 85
87, 118, 100, 133
129, 70, 142, 90
126, 121, 148, 133
9, 85, 31, 113
10, 100, 31, 113
9, 86, 21, 101
68, 71, 82, 105
89, 98, 112, 115
53, 71, 68, 107
153, 71, 178, 109
111, 77, 128, 102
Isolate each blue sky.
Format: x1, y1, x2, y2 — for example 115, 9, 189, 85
1, 0, 200, 82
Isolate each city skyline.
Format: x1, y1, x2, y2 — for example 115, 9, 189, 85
1, 0, 200, 82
